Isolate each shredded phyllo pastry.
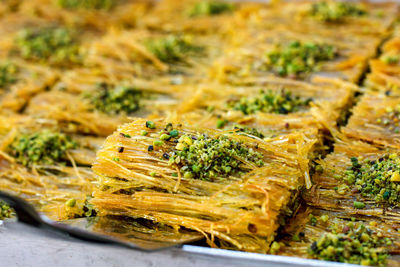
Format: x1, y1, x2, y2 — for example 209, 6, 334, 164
92, 119, 313, 252
0, 0, 400, 265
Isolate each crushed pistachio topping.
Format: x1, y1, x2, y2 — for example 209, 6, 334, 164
0, 200, 13, 220
320, 214, 329, 222
65, 196, 97, 219
188, 1, 235, 17
309, 2, 367, 22
227, 89, 312, 115
380, 55, 399, 65
265, 41, 337, 77
83, 196, 97, 217
308, 222, 390, 266
57, 0, 115, 10
65, 198, 76, 207
231, 125, 265, 139
344, 155, 400, 207
216, 119, 228, 129
309, 214, 318, 226
376, 105, 400, 133
270, 241, 285, 254
9, 130, 77, 167
354, 201, 365, 209
168, 134, 264, 180
146, 121, 156, 129
16, 26, 81, 66
145, 35, 203, 63
84, 83, 147, 115
149, 123, 264, 181
0, 63, 18, 89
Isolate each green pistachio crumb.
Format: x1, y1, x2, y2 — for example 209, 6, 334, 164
232, 125, 265, 139
309, 2, 367, 22
265, 41, 337, 78
270, 241, 282, 254
309, 214, 318, 226
320, 215, 329, 222
216, 119, 228, 129
167, 134, 264, 181
308, 222, 389, 265
16, 26, 81, 66
292, 234, 300, 242
0, 200, 13, 220
146, 121, 156, 129
315, 165, 324, 173
227, 89, 312, 115
169, 129, 179, 137
184, 171, 193, 178
141, 130, 148, 136
376, 104, 400, 133
160, 134, 171, 141
9, 130, 77, 167
188, 1, 235, 17
344, 155, 400, 207
206, 106, 215, 112
381, 55, 399, 65
336, 184, 349, 195
145, 35, 204, 63
192, 164, 200, 172
153, 140, 164, 146
353, 201, 365, 209
84, 83, 146, 115
0, 63, 18, 89
83, 196, 97, 217
65, 198, 76, 207
57, 0, 115, 10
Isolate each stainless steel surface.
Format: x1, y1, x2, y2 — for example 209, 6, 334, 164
181, 246, 360, 267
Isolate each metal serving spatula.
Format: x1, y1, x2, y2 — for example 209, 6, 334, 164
0, 191, 203, 251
